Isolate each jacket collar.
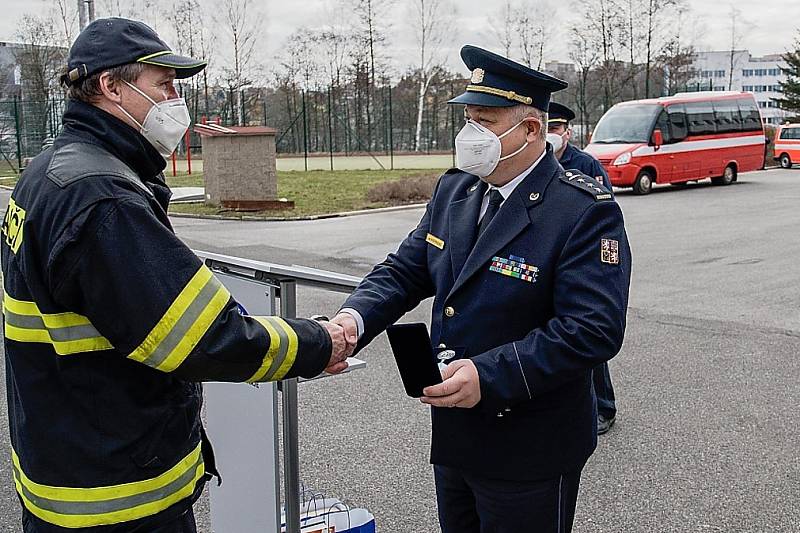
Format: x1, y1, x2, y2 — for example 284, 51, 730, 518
56, 99, 167, 182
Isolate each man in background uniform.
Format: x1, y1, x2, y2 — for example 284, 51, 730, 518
548, 101, 619, 435
1, 18, 350, 532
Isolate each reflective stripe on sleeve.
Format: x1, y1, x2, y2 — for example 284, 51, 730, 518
247, 316, 299, 382
12, 442, 204, 528
2, 293, 113, 355
128, 265, 231, 372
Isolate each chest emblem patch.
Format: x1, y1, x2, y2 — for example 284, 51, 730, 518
489, 255, 539, 283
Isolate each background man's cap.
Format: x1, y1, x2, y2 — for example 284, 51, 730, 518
548, 102, 576, 124
61, 17, 207, 87
448, 45, 567, 111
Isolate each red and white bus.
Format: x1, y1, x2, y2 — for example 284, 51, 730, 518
585, 92, 766, 195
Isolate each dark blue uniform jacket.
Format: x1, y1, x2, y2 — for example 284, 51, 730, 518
342, 147, 631, 480
560, 142, 612, 191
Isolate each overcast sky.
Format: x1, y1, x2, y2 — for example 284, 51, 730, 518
2, 0, 798, 80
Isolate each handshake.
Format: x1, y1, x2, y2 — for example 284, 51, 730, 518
317, 312, 359, 374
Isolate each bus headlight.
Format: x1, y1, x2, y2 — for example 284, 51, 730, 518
613, 152, 632, 166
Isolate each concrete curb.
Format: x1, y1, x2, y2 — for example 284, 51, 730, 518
168, 201, 428, 222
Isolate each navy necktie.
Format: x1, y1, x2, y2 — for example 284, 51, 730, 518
477, 189, 504, 238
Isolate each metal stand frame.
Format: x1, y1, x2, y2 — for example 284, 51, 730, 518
197, 251, 362, 533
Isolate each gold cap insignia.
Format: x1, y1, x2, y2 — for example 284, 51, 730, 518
471, 68, 485, 84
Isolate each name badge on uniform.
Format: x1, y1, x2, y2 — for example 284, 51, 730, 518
426, 233, 445, 250
601, 239, 620, 265
489, 254, 539, 283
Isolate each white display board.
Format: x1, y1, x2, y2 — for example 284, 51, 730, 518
205, 272, 281, 533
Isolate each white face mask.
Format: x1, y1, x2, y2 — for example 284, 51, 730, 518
546, 132, 565, 153
116, 80, 191, 157
455, 119, 530, 178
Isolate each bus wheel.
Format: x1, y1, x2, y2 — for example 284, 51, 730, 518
633, 170, 654, 195
780, 154, 792, 169
712, 164, 736, 186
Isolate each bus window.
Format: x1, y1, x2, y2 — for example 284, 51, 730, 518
738, 98, 761, 132
653, 110, 674, 143
591, 103, 661, 143
779, 127, 798, 140
713, 100, 742, 133
667, 105, 688, 141
685, 101, 717, 135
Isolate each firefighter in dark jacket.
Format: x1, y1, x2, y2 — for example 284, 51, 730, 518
1, 18, 350, 532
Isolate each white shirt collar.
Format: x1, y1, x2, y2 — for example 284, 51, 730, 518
485, 148, 548, 200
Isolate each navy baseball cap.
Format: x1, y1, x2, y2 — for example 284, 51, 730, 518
548, 102, 576, 124
448, 45, 567, 111
61, 17, 207, 87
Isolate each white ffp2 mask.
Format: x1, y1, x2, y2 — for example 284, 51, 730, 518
117, 80, 191, 157
546, 132, 565, 153
455, 119, 530, 178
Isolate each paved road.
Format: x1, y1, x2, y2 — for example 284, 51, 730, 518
0, 170, 799, 532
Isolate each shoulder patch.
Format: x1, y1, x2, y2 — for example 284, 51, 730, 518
560, 169, 613, 201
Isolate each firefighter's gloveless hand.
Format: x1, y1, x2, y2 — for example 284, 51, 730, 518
319, 321, 351, 374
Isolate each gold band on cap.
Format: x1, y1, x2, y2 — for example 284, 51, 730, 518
465, 84, 533, 105
548, 118, 569, 124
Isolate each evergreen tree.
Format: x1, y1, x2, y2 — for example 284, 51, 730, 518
774, 35, 800, 114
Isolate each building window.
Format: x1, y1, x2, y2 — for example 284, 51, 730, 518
714, 70, 726, 78
768, 68, 782, 76
743, 85, 752, 91
743, 69, 753, 77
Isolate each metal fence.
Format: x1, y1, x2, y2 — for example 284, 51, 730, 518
1, 81, 462, 174
0, 97, 66, 173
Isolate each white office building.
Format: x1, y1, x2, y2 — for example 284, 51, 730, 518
687, 50, 794, 125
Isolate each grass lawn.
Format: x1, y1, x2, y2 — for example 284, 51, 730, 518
0, 168, 443, 218
167, 169, 441, 218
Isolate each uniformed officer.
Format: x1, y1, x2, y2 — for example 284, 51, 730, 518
332, 46, 632, 533
1, 18, 350, 532
548, 101, 619, 435
547, 101, 613, 190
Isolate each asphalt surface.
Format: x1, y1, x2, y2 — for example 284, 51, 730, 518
0, 169, 799, 532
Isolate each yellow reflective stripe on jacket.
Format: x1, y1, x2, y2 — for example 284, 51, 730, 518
2, 293, 113, 355
12, 442, 204, 528
128, 265, 230, 372
247, 316, 299, 382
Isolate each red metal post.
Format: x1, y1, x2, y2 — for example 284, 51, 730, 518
185, 129, 192, 175
171, 151, 177, 177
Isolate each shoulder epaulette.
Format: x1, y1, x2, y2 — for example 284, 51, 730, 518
560, 169, 612, 201
443, 167, 462, 175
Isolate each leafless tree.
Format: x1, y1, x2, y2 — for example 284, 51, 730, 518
489, 0, 515, 58
641, 0, 680, 97
515, 1, 551, 70
52, 0, 78, 46
579, 0, 627, 111
569, 27, 600, 145
164, 0, 214, 118
215, 0, 261, 124
98, 0, 159, 28
657, 5, 696, 95
726, 5, 743, 91
409, 0, 453, 151
13, 14, 67, 150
